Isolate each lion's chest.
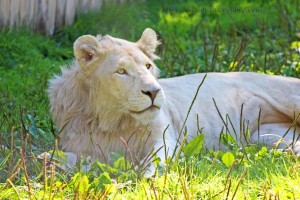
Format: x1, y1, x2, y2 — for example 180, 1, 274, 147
61, 127, 156, 163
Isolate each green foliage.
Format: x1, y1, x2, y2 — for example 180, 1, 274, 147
71, 173, 90, 197
90, 172, 112, 193
221, 152, 235, 167
0, 0, 300, 198
220, 133, 239, 150
183, 134, 204, 159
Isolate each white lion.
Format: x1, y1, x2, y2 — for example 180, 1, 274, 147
48, 28, 300, 172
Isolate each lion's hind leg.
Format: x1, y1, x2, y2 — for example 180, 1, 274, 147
251, 123, 300, 156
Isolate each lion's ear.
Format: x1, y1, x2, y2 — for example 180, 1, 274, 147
74, 35, 103, 70
137, 28, 160, 60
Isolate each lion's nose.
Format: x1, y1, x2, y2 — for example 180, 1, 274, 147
141, 89, 160, 102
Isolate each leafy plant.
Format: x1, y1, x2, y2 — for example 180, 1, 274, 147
183, 134, 204, 159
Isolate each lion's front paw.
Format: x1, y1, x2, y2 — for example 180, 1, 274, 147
143, 164, 157, 178
292, 142, 300, 157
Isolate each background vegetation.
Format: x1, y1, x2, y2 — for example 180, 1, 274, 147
0, 0, 300, 199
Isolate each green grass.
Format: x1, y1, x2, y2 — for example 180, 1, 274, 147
1, 0, 300, 199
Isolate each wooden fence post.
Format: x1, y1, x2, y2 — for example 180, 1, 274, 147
0, 0, 106, 35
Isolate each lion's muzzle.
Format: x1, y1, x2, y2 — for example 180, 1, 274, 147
141, 89, 161, 103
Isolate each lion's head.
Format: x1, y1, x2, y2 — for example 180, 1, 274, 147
71, 28, 165, 126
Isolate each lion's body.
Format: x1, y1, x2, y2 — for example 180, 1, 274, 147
159, 72, 300, 150
49, 29, 300, 171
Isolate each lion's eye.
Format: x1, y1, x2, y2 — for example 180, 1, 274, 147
146, 63, 152, 69
116, 68, 127, 75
